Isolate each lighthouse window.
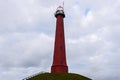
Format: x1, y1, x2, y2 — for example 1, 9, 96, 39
60, 33, 62, 38
60, 46, 63, 50
60, 61, 63, 64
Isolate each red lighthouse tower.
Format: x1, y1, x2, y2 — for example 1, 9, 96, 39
51, 6, 68, 73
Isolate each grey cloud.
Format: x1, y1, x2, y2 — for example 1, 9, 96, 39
0, 33, 53, 69
0, 0, 120, 80
0, 0, 56, 34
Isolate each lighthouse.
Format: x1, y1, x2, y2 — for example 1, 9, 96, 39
23, 5, 91, 80
51, 6, 68, 73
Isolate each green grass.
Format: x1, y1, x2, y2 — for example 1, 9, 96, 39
25, 73, 91, 80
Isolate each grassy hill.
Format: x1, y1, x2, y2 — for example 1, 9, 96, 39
24, 73, 91, 80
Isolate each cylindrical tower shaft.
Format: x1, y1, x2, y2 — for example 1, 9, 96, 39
51, 6, 68, 73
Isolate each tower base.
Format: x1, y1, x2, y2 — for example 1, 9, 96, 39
51, 65, 68, 73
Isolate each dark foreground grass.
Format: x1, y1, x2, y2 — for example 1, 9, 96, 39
26, 73, 91, 80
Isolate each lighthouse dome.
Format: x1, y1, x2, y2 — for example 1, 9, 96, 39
55, 6, 65, 18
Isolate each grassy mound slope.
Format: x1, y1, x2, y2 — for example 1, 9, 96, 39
26, 73, 91, 80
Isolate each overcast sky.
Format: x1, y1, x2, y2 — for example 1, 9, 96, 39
0, 0, 120, 80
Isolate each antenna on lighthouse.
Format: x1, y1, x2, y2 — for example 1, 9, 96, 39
63, 1, 64, 9
58, 0, 64, 8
